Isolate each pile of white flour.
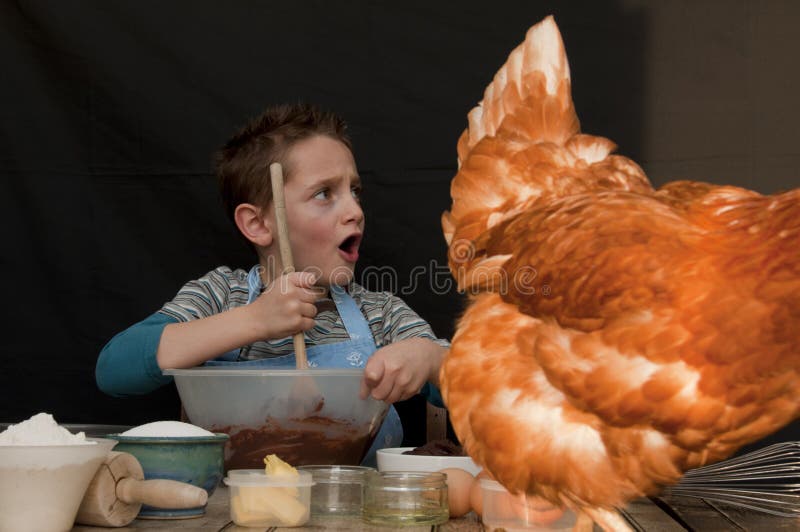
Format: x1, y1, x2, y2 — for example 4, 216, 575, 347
0, 412, 92, 445
121, 420, 214, 437
0, 413, 111, 532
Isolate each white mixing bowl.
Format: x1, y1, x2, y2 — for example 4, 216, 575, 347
376, 446, 481, 475
0, 437, 116, 532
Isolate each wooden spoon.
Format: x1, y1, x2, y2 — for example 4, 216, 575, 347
270, 162, 309, 368
269, 162, 323, 415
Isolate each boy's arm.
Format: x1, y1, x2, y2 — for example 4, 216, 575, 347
96, 307, 270, 397
96, 312, 178, 397
359, 337, 447, 404
97, 309, 268, 395
156, 271, 320, 369
156, 304, 271, 369
358, 291, 450, 405
98, 271, 319, 396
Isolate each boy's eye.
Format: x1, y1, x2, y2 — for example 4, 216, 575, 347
351, 185, 362, 200
313, 188, 330, 200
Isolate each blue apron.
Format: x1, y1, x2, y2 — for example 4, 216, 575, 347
204, 266, 403, 467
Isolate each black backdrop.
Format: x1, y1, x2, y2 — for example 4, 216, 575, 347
2, 1, 798, 448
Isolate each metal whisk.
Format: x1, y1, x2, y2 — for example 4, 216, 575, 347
663, 441, 800, 517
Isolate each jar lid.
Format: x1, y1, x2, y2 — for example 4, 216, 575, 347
223, 469, 314, 487
365, 470, 446, 490
298, 465, 374, 483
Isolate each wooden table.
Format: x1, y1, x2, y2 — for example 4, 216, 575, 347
72, 486, 798, 531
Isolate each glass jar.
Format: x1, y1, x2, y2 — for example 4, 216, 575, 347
298, 465, 374, 518
362, 471, 449, 526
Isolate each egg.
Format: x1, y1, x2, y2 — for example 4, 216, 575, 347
469, 469, 492, 517
439, 467, 474, 518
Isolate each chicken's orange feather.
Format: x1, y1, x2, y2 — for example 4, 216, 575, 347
440, 15, 800, 528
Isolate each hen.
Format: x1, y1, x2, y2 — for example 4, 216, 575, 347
439, 15, 800, 531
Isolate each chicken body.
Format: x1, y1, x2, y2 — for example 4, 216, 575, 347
440, 16, 800, 528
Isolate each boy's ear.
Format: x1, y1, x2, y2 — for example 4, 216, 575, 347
234, 203, 274, 247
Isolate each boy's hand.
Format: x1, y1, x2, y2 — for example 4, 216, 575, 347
250, 271, 320, 339
359, 338, 446, 403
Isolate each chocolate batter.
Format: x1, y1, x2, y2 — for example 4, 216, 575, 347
403, 439, 466, 456
214, 415, 378, 470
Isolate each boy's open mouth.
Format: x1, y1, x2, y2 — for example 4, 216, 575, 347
338, 233, 362, 262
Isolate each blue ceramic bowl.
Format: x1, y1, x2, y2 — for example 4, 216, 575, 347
109, 433, 229, 519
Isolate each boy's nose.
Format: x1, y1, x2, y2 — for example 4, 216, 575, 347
342, 197, 364, 225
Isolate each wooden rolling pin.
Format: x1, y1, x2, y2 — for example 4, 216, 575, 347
75, 451, 208, 527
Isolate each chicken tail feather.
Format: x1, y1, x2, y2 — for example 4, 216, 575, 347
458, 15, 575, 162
444, 16, 632, 292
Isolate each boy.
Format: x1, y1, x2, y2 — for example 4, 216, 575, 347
96, 103, 449, 464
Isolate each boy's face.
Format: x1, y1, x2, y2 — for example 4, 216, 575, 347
273, 134, 364, 286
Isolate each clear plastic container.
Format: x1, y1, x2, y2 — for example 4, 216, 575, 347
223, 469, 314, 527
480, 479, 576, 531
362, 470, 449, 526
164, 368, 389, 469
298, 465, 374, 517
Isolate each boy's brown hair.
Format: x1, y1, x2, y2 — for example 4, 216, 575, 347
215, 103, 352, 224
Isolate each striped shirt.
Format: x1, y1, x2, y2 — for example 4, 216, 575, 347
158, 266, 449, 360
